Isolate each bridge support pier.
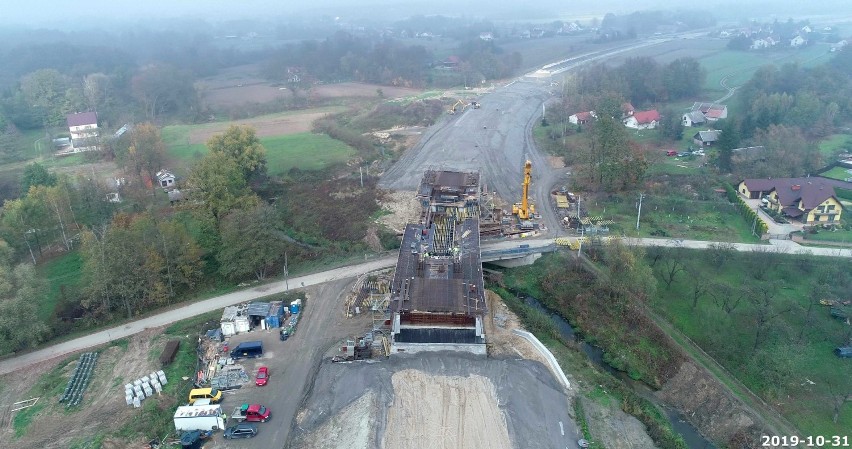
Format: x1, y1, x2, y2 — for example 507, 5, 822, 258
488, 253, 541, 268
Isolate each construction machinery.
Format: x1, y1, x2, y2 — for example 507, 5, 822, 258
512, 160, 535, 220
448, 99, 467, 114
471, 101, 481, 109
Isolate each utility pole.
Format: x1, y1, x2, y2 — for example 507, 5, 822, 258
359, 166, 364, 187
576, 195, 582, 233
636, 193, 645, 231
284, 252, 289, 292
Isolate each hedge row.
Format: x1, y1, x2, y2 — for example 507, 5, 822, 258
723, 183, 769, 235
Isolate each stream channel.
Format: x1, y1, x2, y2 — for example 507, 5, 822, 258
514, 291, 717, 449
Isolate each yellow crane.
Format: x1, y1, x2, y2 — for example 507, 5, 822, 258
512, 160, 535, 220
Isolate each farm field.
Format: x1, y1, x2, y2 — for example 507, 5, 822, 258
697, 43, 834, 96
162, 108, 357, 175
197, 64, 423, 109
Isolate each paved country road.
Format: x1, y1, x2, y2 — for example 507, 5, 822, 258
2, 236, 849, 376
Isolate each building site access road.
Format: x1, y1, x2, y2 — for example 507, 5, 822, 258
2, 236, 849, 376
379, 33, 706, 237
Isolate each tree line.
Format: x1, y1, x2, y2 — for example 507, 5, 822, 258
263, 31, 522, 88
714, 47, 852, 177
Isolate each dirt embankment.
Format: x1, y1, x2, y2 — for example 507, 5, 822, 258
382, 370, 512, 449
657, 362, 767, 446
583, 398, 660, 449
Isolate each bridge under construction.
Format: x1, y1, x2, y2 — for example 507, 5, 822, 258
386, 170, 487, 355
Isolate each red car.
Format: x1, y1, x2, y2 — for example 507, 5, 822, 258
255, 366, 269, 386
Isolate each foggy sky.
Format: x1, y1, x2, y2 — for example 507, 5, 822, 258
3, 0, 852, 27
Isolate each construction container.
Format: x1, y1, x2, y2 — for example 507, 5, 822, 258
265, 301, 285, 328
290, 299, 302, 314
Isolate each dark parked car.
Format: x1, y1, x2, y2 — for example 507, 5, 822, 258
835, 347, 852, 358
224, 423, 258, 439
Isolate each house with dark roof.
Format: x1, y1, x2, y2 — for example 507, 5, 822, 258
681, 111, 706, 127
66, 111, 100, 152
156, 170, 177, 189
569, 111, 596, 125
693, 130, 720, 146
621, 102, 635, 119
738, 177, 851, 224
623, 109, 660, 129
690, 102, 728, 122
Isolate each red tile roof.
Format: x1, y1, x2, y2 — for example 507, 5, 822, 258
632, 109, 660, 124
575, 111, 594, 121
66, 111, 98, 127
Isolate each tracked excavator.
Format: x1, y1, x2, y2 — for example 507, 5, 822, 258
448, 99, 467, 114
512, 160, 535, 220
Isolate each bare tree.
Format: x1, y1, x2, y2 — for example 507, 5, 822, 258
686, 265, 710, 309
826, 381, 852, 424
707, 242, 736, 268
747, 283, 791, 352
747, 246, 778, 281
709, 283, 745, 315
798, 284, 827, 343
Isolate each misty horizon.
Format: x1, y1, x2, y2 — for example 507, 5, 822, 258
3, 0, 852, 29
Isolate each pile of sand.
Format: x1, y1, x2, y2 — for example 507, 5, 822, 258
382, 369, 512, 449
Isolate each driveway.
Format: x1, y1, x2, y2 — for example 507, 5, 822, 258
742, 198, 803, 236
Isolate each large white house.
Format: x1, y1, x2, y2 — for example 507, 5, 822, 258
66, 112, 100, 152
623, 109, 660, 130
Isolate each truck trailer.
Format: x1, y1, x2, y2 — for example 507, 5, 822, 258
174, 404, 225, 432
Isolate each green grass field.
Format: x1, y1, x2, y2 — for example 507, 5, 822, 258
35, 250, 83, 321
818, 133, 852, 159
162, 111, 356, 175
163, 131, 355, 175
583, 192, 760, 242
820, 166, 852, 181
698, 44, 834, 95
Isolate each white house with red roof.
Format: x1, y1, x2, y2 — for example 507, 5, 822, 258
569, 111, 596, 125
623, 109, 660, 130
66, 111, 100, 152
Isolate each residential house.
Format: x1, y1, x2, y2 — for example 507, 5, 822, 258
569, 111, 596, 125
479, 32, 494, 41
800, 25, 812, 33
682, 111, 706, 127
441, 55, 461, 70
690, 102, 727, 122
66, 111, 100, 152
623, 109, 660, 130
156, 170, 176, 189
751, 38, 770, 50
831, 40, 848, 52
693, 130, 720, 146
790, 35, 806, 47
738, 177, 851, 224
559, 22, 582, 34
